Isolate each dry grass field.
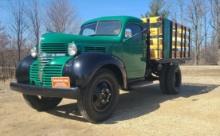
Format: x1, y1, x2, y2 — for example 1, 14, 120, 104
0, 66, 220, 136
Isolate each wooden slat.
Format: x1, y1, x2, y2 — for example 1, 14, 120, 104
180, 26, 183, 58
184, 27, 187, 57
188, 29, 191, 57
174, 23, 178, 58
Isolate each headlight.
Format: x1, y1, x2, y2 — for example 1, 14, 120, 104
68, 42, 77, 56
30, 47, 37, 58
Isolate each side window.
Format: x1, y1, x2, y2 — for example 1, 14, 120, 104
125, 23, 143, 41
81, 23, 96, 36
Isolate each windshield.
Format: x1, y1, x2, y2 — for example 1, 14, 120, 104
80, 20, 121, 36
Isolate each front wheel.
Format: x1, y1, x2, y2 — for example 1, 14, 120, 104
23, 95, 62, 111
77, 69, 119, 123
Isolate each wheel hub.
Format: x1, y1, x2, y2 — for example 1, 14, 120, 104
100, 88, 111, 104
92, 81, 113, 112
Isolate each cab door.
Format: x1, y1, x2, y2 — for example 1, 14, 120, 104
122, 22, 146, 79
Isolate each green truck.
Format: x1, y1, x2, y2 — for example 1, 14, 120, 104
10, 16, 190, 123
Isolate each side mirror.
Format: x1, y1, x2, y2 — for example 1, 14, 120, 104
125, 28, 132, 39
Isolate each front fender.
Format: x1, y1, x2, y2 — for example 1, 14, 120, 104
16, 55, 36, 84
63, 53, 127, 89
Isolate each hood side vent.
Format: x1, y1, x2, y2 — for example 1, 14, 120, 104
41, 43, 68, 54
84, 46, 106, 53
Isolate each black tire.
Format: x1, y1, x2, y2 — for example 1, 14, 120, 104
159, 64, 182, 94
166, 65, 182, 94
159, 65, 170, 94
77, 69, 119, 123
23, 94, 62, 111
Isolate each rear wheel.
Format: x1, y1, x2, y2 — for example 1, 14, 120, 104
159, 65, 169, 94
23, 95, 62, 111
77, 69, 119, 123
159, 64, 182, 94
166, 65, 182, 94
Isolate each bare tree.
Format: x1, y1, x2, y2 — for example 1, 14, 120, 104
0, 22, 9, 66
10, 0, 27, 61
204, 12, 208, 51
144, 0, 169, 17
46, 0, 78, 33
187, 0, 206, 65
210, 0, 220, 48
210, 0, 220, 64
0, 22, 10, 80
0, 22, 9, 49
27, 0, 41, 46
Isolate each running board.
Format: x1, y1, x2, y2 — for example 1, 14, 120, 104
128, 80, 153, 90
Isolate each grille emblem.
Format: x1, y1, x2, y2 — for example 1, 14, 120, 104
39, 71, 43, 82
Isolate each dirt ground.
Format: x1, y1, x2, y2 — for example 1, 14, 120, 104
0, 66, 220, 136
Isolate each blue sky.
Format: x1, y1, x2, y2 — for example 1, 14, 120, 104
0, 0, 184, 26
61, 0, 184, 21
71, 0, 152, 20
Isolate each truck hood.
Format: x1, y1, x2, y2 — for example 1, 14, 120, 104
41, 33, 121, 44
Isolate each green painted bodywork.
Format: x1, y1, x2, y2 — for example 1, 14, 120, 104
163, 19, 172, 59
30, 16, 149, 87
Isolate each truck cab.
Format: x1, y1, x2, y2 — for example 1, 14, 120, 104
80, 16, 147, 78
10, 16, 190, 123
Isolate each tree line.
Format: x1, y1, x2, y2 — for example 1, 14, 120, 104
0, 0, 220, 80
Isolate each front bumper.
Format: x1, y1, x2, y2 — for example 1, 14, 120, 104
10, 82, 79, 99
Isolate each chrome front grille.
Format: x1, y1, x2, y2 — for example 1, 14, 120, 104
30, 54, 64, 87
29, 43, 66, 87
38, 43, 67, 78
38, 55, 53, 82
42, 64, 63, 87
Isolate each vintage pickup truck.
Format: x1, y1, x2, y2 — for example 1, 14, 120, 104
10, 16, 190, 123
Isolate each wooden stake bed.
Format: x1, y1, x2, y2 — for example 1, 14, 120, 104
142, 16, 191, 60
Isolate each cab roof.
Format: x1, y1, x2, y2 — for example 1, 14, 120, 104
82, 16, 142, 26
